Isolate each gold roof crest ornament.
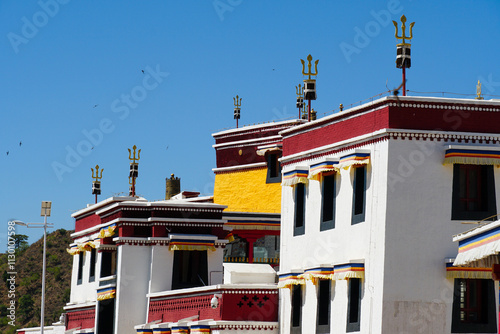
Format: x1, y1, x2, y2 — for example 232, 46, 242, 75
128, 145, 141, 197
392, 15, 415, 97
300, 54, 319, 122
91, 164, 103, 203
296, 84, 304, 119
476, 80, 484, 100
233, 95, 242, 128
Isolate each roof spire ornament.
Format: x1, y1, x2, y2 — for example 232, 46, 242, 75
128, 145, 141, 197
476, 80, 484, 100
300, 54, 319, 122
233, 95, 242, 128
392, 15, 414, 96
91, 164, 103, 203
295, 84, 304, 119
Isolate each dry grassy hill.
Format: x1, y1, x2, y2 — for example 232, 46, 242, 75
0, 229, 73, 334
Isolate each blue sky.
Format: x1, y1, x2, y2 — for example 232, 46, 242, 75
1, 0, 500, 249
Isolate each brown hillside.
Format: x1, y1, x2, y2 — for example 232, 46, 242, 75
0, 229, 73, 333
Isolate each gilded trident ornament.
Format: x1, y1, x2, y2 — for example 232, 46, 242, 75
233, 95, 242, 108
301, 54, 319, 80
91, 164, 103, 182
392, 15, 415, 45
296, 84, 304, 98
128, 145, 141, 163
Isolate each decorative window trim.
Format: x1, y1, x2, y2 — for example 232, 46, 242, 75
339, 151, 370, 170
333, 262, 365, 281
168, 234, 218, 252
278, 272, 305, 289
282, 166, 309, 187
445, 260, 492, 279
443, 145, 500, 166
308, 158, 339, 181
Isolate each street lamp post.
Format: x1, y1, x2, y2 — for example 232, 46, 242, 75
12, 201, 53, 334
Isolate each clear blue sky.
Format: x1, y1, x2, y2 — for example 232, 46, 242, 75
1, 0, 500, 250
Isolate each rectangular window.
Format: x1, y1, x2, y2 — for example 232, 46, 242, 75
89, 248, 96, 282
451, 278, 496, 333
266, 153, 282, 183
291, 284, 302, 329
321, 173, 336, 231
294, 183, 306, 236
346, 278, 361, 332
317, 279, 331, 330
77, 252, 84, 285
172, 250, 208, 290
100, 251, 116, 278
452, 164, 497, 221
352, 166, 366, 225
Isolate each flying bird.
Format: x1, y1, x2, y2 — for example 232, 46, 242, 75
141, 70, 145, 74
19, 141, 22, 146
6, 151, 9, 156
93, 104, 99, 108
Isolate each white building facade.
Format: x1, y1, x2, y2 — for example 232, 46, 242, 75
278, 96, 500, 333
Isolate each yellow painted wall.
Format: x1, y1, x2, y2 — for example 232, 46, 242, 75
214, 167, 281, 213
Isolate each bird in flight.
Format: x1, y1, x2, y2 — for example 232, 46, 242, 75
93, 104, 99, 108
6, 151, 9, 156
19, 141, 22, 146
141, 70, 145, 74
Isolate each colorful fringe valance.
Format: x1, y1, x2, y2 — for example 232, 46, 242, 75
152, 329, 171, 334
97, 287, 116, 301
308, 160, 339, 181
278, 273, 305, 289
300, 267, 334, 284
282, 169, 309, 187
332, 263, 365, 280
190, 325, 211, 333
338, 153, 370, 170
169, 239, 216, 252
226, 219, 280, 231
66, 245, 80, 255
454, 224, 500, 267
171, 327, 189, 334
136, 330, 153, 334
445, 263, 492, 279
443, 148, 500, 166
98, 224, 117, 239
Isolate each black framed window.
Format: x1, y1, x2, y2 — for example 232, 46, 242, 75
77, 252, 84, 285
172, 250, 208, 290
100, 251, 116, 278
89, 248, 96, 282
317, 279, 331, 331
266, 152, 282, 183
291, 284, 302, 329
352, 166, 366, 225
294, 183, 306, 236
452, 164, 497, 221
346, 278, 361, 332
451, 278, 496, 333
321, 173, 336, 231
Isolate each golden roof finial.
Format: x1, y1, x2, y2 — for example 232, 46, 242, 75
301, 54, 319, 80
233, 95, 242, 108
476, 80, 484, 100
91, 164, 103, 182
392, 15, 415, 46
128, 145, 141, 163
296, 84, 304, 98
